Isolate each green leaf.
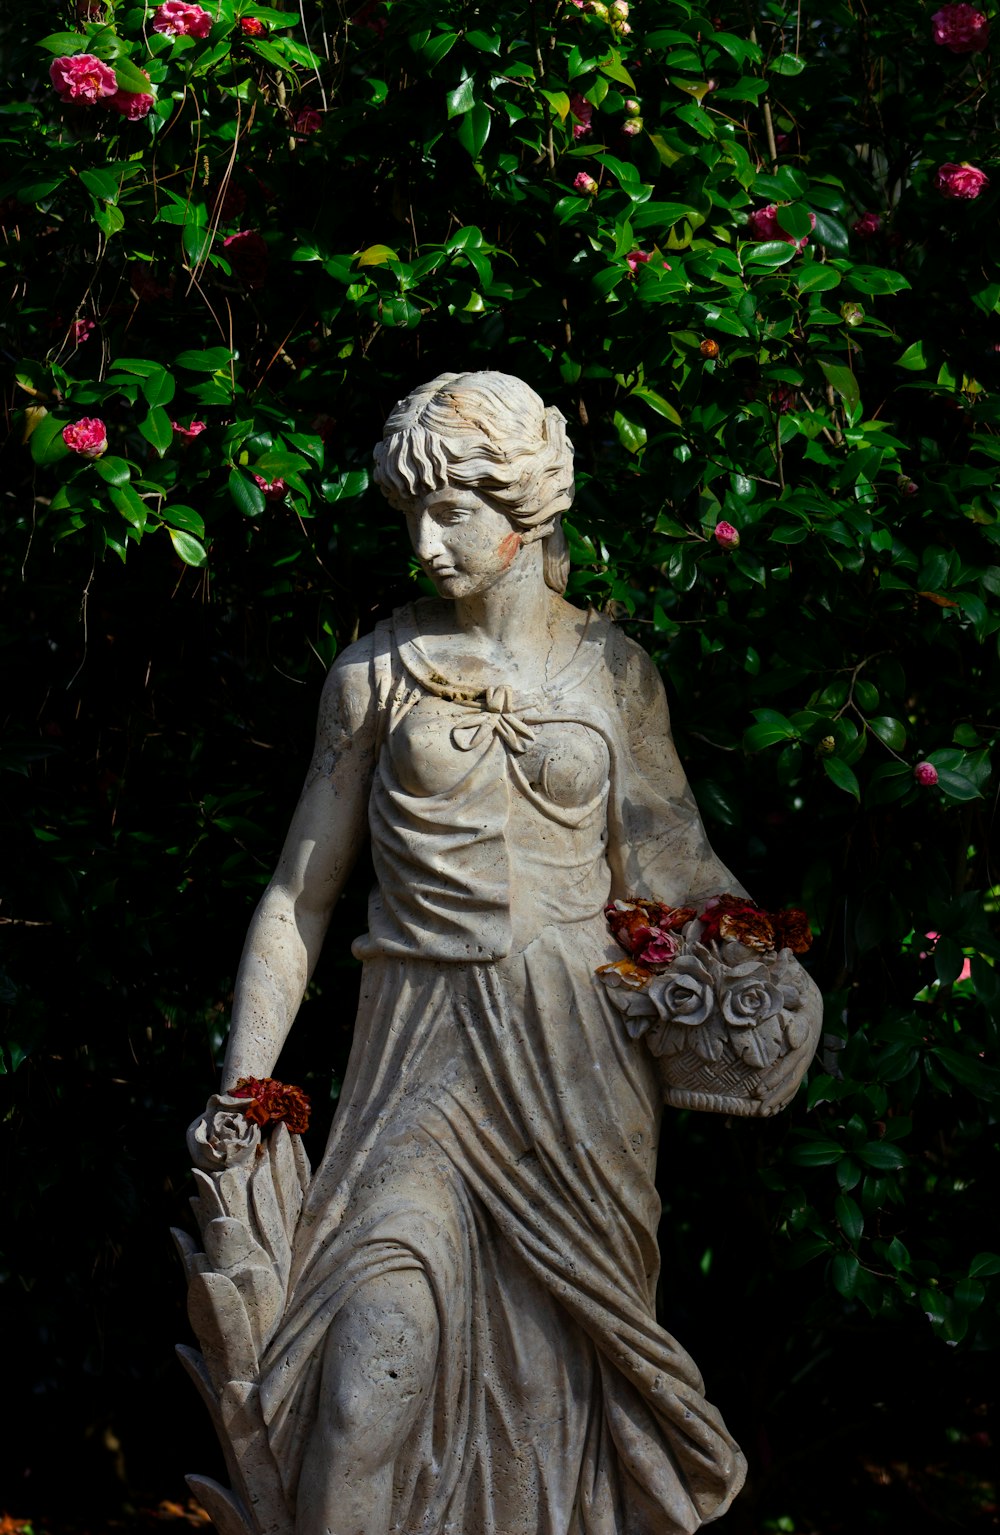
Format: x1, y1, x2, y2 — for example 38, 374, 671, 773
744, 241, 798, 268
465, 28, 499, 53
357, 244, 398, 267
598, 50, 635, 88
613, 411, 646, 454
630, 387, 682, 425
138, 405, 174, 456
776, 203, 814, 241
797, 264, 842, 293
819, 360, 860, 416
823, 757, 860, 799
446, 76, 476, 118
28, 411, 70, 466
175, 348, 234, 371
867, 716, 906, 751
168, 528, 207, 566
457, 101, 490, 159
80, 167, 121, 203
228, 467, 266, 518
846, 265, 910, 296
896, 340, 928, 371
856, 1142, 907, 1170
831, 1252, 860, 1298
834, 1194, 863, 1245
93, 456, 131, 487
769, 53, 805, 75
790, 1138, 845, 1165
969, 1253, 1000, 1278
811, 210, 850, 254
140, 369, 176, 409
160, 504, 205, 537
112, 55, 157, 94
108, 483, 148, 532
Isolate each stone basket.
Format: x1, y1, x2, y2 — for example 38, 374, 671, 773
596, 932, 822, 1118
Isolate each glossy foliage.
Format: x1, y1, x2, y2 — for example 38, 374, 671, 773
1, 0, 997, 1523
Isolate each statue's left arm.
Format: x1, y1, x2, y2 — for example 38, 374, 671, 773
606, 627, 748, 909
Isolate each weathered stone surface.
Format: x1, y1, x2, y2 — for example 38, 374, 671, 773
180, 372, 822, 1535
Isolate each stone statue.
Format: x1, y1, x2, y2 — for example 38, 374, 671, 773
176, 372, 822, 1535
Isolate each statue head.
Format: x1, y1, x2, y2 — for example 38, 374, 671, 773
372, 371, 574, 593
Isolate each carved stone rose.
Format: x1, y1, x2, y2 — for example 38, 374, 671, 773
186, 1092, 261, 1170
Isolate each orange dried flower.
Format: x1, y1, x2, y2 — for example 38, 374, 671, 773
232, 1076, 311, 1134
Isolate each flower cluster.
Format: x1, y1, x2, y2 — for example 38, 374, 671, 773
698, 893, 812, 953
931, 3, 989, 52
232, 1076, 311, 1134
605, 898, 696, 968
49, 55, 155, 119
746, 203, 816, 251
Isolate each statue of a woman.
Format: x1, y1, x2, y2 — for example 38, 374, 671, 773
181, 372, 821, 1535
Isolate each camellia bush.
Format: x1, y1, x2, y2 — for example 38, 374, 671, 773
2, 0, 998, 1525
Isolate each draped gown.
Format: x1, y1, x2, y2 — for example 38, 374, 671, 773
257, 601, 747, 1534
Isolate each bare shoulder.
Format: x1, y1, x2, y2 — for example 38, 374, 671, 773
603, 623, 669, 719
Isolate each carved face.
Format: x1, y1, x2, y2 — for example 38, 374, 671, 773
403, 486, 523, 599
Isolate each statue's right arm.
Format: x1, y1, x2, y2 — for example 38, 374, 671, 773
219, 635, 378, 1091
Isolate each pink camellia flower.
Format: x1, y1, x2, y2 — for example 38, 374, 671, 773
569, 93, 593, 140
294, 107, 323, 134
770, 384, 796, 413
914, 761, 939, 786
49, 54, 118, 104
107, 69, 154, 119
172, 420, 207, 439
714, 520, 740, 550
253, 474, 287, 502
573, 170, 599, 196
151, 1, 213, 38
626, 250, 672, 273
239, 15, 265, 34
936, 162, 990, 199
71, 319, 95, 344
223, 229, 269, 288
747, 203, 816, 250
62, 417, 108, 457
853, 210, 881, 238
931, 3, 989, 53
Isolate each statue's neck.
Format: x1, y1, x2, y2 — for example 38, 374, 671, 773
452, 543, 551, 656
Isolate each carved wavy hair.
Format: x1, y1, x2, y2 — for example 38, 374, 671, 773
372, 371, 575, 593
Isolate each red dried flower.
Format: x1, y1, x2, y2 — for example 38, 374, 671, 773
771, 907, 813, 954
232, 1076, 311, 1134
605, 899, 696, 967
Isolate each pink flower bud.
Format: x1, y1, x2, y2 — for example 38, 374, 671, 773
49, 55, 118, 105
931, 3, 989, 53
573, 171, 599, 196
253, 474, 287, 502
714, 520, 740, 550
746, 203, 815, 251
172, 420, 207, 439
71, 319, 96, 344
610, 0, 628, 15
624, 97, 641, 115
913, 762, 938, 786
294, 107, 323, 134
621, 117, 642, 135
935, 161, 989, 199
62, 417, 108, 458
852, 210, 881, 239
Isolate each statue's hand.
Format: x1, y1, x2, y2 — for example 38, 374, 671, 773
754, 956, 824, 1114
186, 1091, 260, 1171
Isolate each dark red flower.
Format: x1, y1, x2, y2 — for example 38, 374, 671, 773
232, 1076, 311, 1134
223, 228, 268, 289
